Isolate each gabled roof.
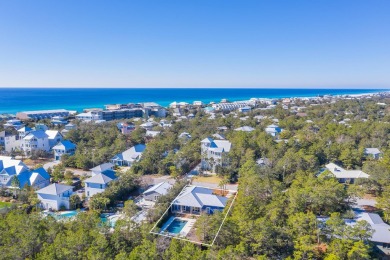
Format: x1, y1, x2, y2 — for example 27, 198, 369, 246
90, 162, 114, 173
17, 126, 32, 132
52, 140, 76, 150
143, 182, 172, 196
364, 148, 381, 155
353, 212, 390, 244
325, 163, 370, 179
18, 167, 50, 188
111, 144, 146, 162
234, 126, 255, 132
36, 183, 73, 195
173, 186, 228, 208
84, 171, 117, 184
0, 156, 29, 175
24, 130, 48, 140
45, 130, 62, 140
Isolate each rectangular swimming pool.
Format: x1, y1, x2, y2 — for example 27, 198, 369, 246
166, 219, 188, 234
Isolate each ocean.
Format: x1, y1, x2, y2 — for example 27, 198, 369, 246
0, 88, 385, 114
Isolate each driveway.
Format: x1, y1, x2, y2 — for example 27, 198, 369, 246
43, 160, 60, 170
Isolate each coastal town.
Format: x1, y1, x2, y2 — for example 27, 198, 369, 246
1, 92, 390, 259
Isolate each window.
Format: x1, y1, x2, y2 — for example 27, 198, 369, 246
100, 184, 103, 189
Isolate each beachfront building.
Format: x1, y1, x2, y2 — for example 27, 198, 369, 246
143, 182, 173, 202
16, 109, 70, 120
84, 170, 117, 198
325, 163, 369, 183
76, 110, 103, 121
110, 144, 146, 167
171, 186, 228, 215
36, 183, 74, 210
52, 140, 77, 160
265, 124, 282, 137
364, 148, 382, 160
201, 137, 232, 172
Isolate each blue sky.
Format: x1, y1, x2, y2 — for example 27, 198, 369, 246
0, 0, 389, 88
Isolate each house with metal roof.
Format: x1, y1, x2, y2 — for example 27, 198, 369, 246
45, 130, 63, 148
143, 182, 173, 202
36, 183, 74, 210
325, 163, 369, 183
201, 137, 232, 172
21, 131, 50, 153
265, 124, 282, 137
17, 167, 50, 189
234, 126, 255, 132
52, 140, 77, 160
17, 126, 33, 138
84, 170, 117, 198
364, 148, 382, 160
0, 156, 29, 188
171, 186, 228, 215
90, 162, 115, 175
110, 144, 146, 167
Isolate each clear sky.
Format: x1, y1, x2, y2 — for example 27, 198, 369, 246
0, 0, 389, 88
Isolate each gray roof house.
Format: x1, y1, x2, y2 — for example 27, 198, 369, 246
234, 126, 255, 132
110, 144, 146, 166
364, 148, 382, 160
143, 182, 173, 202
90, 162, 115, 175
84, 170, 117, 198
36, 183, 74, 210
171, 186, 228, 215
325, 163, 369, 184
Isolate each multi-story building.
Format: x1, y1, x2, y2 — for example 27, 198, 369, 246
201, 137, 232, 172
16, 109, 70, 120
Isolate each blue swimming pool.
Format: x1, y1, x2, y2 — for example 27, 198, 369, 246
166, 219, 188, 234
45, 210, 80, 220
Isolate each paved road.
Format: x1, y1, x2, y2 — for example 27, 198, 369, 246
43, 160, 60, 170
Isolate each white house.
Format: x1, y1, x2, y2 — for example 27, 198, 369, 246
171, 186, 228, 215
265, 124, 282, 137
146, 130, 161, 138
201, 137, 232, 172
364, 148, 382, 160
84, 170, 117, 198
325, 163, 369, 183
0, 156, 30, 188
110, 144, 146, 166
17, 167, 51, 190
143, 182, 173, 202
17, 126, 33, 138
22, 131, 50, 153
61, 123, 76, 135
234, 126, 255, 132
45, 130, 63, 148
52, 140, 77, 160
36, 183, 74, 210
3, 119, 24, 130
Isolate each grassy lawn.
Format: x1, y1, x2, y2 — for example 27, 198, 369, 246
0, 201, 12, 209
194, 174, 223, 184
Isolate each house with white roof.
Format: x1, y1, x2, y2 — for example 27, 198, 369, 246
21, 131, 50, 153
353, 212, 390, 256
3, 119, 24, 130
45, 130, 63, 148
171, 186, 228, 215
61, 123, 77, 135
325, 163, 369, 183
234, 126, 255, 132
0, 156, 30, 188
140, 122, 155, 130
201, 137, 232, 172
17, 126, 33, 138
36, 183, 74, 210
52, 140, 77, 160
364, 148, 382, 160
179, 132, 192, 141
265, 124, 282, 137
84, 170, 117, 198
146, 130, 161, 138
143, 182, 173, 202
110, 144, 146, 167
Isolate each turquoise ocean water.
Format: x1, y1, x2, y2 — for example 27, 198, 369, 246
0, 88, 385, 114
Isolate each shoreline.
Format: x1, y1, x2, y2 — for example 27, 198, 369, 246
0, 88, 387, 115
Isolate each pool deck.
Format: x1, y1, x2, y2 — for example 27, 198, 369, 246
160, 216, 196, 237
